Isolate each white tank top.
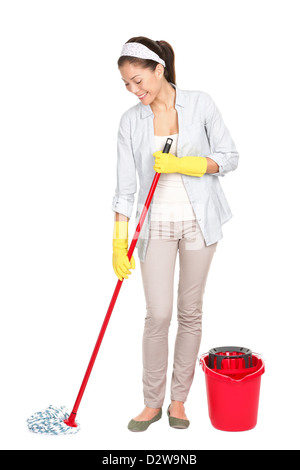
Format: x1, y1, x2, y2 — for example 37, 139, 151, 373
151, 134, 196, 222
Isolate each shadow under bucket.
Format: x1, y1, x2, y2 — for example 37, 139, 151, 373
200, 349, 265, 432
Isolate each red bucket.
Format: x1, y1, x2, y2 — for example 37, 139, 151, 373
200, 352, 265, 432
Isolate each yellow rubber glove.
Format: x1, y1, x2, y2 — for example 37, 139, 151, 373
112, 221, 135, 281
153, 151, 207, 177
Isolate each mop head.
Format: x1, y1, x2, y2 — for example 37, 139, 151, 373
27, 405, 80, 435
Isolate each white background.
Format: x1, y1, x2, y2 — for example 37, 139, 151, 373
1, 0, 299, 451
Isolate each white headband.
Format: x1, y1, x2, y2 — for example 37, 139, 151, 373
119, 42, 166, 67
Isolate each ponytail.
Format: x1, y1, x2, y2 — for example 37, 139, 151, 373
155, 40, 176, 85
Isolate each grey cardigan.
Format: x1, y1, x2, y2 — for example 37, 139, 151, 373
112, 83, 239, 263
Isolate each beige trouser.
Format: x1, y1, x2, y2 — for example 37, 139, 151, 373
140, 219, 217, 408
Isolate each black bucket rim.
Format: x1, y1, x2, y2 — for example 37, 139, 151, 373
208, 346, 253, 370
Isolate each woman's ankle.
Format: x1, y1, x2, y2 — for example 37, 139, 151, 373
133, 406, 160, 421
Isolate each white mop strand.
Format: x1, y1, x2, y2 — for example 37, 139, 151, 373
27, 405, 80, 435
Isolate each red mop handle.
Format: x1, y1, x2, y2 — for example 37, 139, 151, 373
65, 138, 173, 427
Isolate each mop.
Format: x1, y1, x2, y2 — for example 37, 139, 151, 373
27, 138, 173, 435
27, 405, 80, 435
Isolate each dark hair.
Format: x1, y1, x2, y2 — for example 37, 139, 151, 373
118, 36, 176, 85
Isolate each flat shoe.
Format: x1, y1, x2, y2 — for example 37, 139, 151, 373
167, 405, 190, 429
127, 408, 162, 432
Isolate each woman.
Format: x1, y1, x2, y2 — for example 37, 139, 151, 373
112, 37, 239, 431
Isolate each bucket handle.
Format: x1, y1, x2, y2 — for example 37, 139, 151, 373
252, 351, 265, 362
198, 353, 208, 368
198, 353, 208, 361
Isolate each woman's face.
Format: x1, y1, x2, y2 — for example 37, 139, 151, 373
119, 61, 164, 105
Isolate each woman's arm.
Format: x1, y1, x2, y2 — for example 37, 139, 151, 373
115, 212, 129, 222
206, 157, 219, 174
111, 110, 137, 219
204, 94, 239, 176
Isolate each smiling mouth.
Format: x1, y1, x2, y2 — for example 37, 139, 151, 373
137, 92, 148, 99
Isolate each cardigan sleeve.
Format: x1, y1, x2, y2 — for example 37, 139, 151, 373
204, 93, 239, 177
111, 111, 137, 218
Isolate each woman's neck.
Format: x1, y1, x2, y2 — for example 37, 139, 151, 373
150, 81, 176, 113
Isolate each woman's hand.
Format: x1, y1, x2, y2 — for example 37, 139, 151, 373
112, 220, 135, 281
153, 151, 180, 174
113, 249, 135, 281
